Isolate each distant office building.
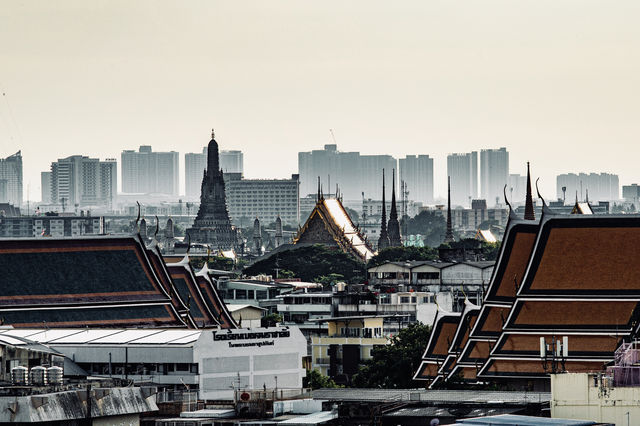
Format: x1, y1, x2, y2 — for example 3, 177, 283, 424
399, 155, 434, 204
0, 151, 22, 207
298, 144, 396, 201
508, 174, 527, 204
556, 173, 619, 203
447, 152, 478, 207
0, 214, 105, 238
220, 150, 243, 174
480, 148, 509, 207
121, 146, 179, 196
224, 173, 300, 227
623, 184, 640, 205
41, 171, 52, 203
50, 156, 116, 209
185, 148, 207, 199
186, 148, 244, 198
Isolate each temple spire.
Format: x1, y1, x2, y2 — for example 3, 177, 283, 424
444, 176, 455, 243
388, 169, 402, 247
207, 128, 220, 174
377, 169, 390, 250
524, 162, 535, 220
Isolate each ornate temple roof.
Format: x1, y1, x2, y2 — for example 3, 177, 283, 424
293, 197, 374, 262
0, 236, 185, 328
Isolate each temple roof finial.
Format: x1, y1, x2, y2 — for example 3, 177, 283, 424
211, 128, 215, 139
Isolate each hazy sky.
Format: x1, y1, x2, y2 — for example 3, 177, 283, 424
1, 1, 640, 202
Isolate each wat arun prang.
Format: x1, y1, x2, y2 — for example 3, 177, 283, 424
186, 130, 237, 250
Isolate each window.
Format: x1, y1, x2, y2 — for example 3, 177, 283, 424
400, 296, 410, 303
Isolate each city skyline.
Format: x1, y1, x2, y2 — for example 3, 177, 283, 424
0, 141, 628, 204
2, 1, 640, 202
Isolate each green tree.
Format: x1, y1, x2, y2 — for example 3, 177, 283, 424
243, 244, 365, 283
401, 211, 447, 247
351, 322, 431, 388
304, 369, 341, 389
367, 246, 438, 268
261, 313, 283, 327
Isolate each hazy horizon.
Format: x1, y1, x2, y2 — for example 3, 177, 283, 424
2, 1, 639, 202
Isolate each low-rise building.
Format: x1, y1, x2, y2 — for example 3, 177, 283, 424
0, 327, 308, 401
311, 316, 388, 385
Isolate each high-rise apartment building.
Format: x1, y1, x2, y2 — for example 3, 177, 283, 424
298, 145, 396, 201
220, 150, 243, 174
41, 171, 52, 203
0, 151, 23, 207
50, 156, 117, 209
185, 148, 244, 198
556, 173, 619, 203
480, 148, 509, 207
447, 152, 478, 208
507, 174, 527, 204
399, 155, 434, 204
224, 173, 300, 227
121, 146, 178, 196
185, 148, 207, 199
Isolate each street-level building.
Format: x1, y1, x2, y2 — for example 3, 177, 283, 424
0, 327, 307, 401
311, 316, 388, 385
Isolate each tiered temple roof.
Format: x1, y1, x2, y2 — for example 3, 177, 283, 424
416, 177, 640, 386
0, 236, 185, 328
294, 196, 374, 262
0, 235, 237, 330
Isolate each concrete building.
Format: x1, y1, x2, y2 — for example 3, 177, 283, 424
480, 148, 509, 207
220, 150, 243, 174
399, 155, 434, 204
551, 372, 640, 425
298, 144, 396, 202
556, 172, 619, 203
622, 183, 640, 206
311, 316, 388, 384
186, 148, 244, 199
0, 151, 22, 207
447, 152, 478, 208
185, 147, 207, 199
0, 327, 308, 401
224, 173, 300, 227
508, 173, 527, 205
121, 146, 179, 196
49, 155, 117, 210
40, 171, 52, 203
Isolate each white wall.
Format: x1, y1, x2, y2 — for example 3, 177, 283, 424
194, 327, 307, 401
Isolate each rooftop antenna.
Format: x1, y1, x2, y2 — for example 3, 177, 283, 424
329, 128, 337, 144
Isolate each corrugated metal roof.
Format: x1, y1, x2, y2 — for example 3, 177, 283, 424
311, 389, 551, 404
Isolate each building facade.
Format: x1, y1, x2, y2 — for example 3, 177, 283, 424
0, 151, 22, 207
220, 150, 243, 174
298, 144, 396, 201
185, 148, 207, 199
41, 171, 52, 204
224, 173, 300, 227
186, 148, 245, 199
121, 146, 179, 196
49, 156, 117, 209
399, 155, 434, 204
447, 152, 478, 208
557, 172, 619, 202
480, 148, 509, 207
